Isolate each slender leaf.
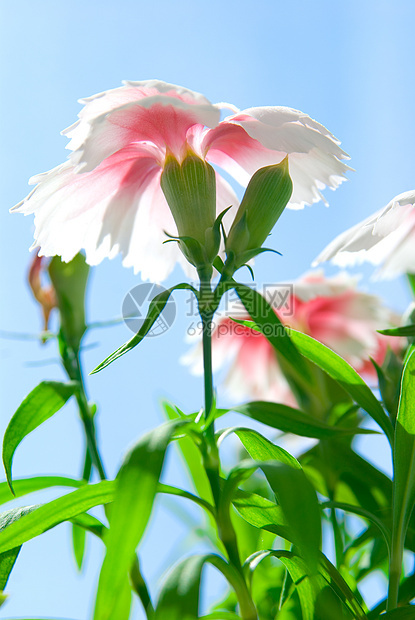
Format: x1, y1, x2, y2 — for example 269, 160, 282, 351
229, 427, 300, 469
247, 550, 366, 620
288, 330, 394, 444
162, 400, 213, 505
71, 512, 106, 539
232, 488, 288, 539
3, 381, 77, 492
321, 501, 391, 551
378, 325, 415, 337
0, 482, 114, 554
232, 282, 312, 381
158, 483, 214, 515
234, 401, 376, 439
390, 348, 415, 605
155, 553, 250, 620
392, 348, 415, 536
92, 283, 197, 373
0, 547, 20, 590
0, 506, 39, 592
262, 463, 321, 572
0, 475, 84, 505
379, 609, 415, 619
302, 442, 391, 513
223, 427, 320, 570
72, 523, 86, 570
200, 613, 242, 619
94, 419, 188, 620
318, 554, 368, 619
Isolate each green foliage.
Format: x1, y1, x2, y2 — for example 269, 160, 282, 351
93, 419, 189, 620
232, 283, 312, 381
288, 329, 394, 443
2, 381, 77, 492
92, 283, 197, 373
389, 348, 415, 607
234, 400, 376, 439
0, 482, 114, 554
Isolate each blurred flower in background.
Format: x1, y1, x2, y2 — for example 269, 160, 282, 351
183, 270, 402, 403
13, 79, 350, 283
28, 255, 56, 332
314, 190, 415, 279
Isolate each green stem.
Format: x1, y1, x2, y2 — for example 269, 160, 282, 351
407, 273, 415, 297
387, 506, 406, 610
130, 555, 155, 619
75, 381, 107, 481
198, 270, 257, 620
60, 339, 107, 481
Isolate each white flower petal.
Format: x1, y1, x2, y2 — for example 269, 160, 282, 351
314, 190, 415, 278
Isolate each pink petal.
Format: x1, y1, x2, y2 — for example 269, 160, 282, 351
211, 107, 351, 208
64, 79, 217, 153
13, 145, 185, 281
70, 97, 221, 173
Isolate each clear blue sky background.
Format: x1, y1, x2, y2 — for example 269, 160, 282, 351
1, 1, 414, 617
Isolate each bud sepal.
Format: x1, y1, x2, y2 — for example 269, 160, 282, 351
225, 158, 293, 269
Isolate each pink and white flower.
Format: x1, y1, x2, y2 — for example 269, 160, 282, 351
314, 190, 415, 279
13, 79, 350, 282
183, 270, 401, 403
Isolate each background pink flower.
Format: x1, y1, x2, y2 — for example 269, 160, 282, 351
13, 80, 350, 282
314, 190, 415, 279
183, 270, 402, 403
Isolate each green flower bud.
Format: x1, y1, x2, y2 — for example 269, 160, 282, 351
160, 152, 217, 269
226, 158, 293, 267
48, 253, 89, 351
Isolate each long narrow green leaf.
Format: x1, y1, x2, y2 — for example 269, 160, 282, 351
2, 382, 77, 492
72, 523, 86, 570
263, 463, 321, 573
232, 488, 288, 539
0, 506, 42, 592
318, 554, 368, 619
94, 419, 188, 620
200, 613, 242, 619
392, 348, 415, 538
230, 427, 300, 469
155, 553, 250, 620
234, 318, 392, 442
234, 401, 376, 439
0, 547, 20, 591
247, 550, 366, 620
379, 609, 415, 618
223, 426, 320, 570
0, 476, 84, 505
91, 283, 197, 373
288, 330, 394, 444
162, 400, 213, 505
0, 481, 114, 554
321, 500, 391, 551
232, 282, 312, 381
378, 325, 415, 337
390, 348, 415, 607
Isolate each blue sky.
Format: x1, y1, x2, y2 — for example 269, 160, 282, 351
1, 1, 415, 617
